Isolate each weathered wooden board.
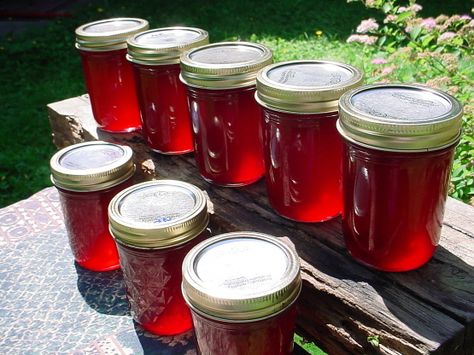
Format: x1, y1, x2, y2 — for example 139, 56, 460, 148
48, 95, 474, 355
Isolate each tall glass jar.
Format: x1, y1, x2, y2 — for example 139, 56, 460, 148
127, 27, 209, 154
182, 232, 301, 355
50, 141, 135, 271
108, 180, 210, 335
255, 60, 363, 222
337, 84, 463, 272
75, 18, 149, 133
180, 42, 273, 186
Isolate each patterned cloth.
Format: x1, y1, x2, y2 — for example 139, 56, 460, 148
0, 187, 196, 354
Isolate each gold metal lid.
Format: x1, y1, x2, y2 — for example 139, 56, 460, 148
337, 84, 463, 152
127, 27, 209, 65
50, 141, 135, 192
179, 42, 273, 89
75, 18, 149, 51
182, 232, 301, 322
108, 180, 209, 249
256, 60, 363, 114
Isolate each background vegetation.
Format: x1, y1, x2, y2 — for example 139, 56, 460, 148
0, 0, 472, 208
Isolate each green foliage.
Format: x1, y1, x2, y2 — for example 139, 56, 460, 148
294, 333, 327, 355
367, 334, 381, 347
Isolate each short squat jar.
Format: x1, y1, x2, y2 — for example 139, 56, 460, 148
180, 42, 273, 186
127, 27, 209, 154
182, 232, 301, 355
50, 141, 135, 271
76, 18, 149, 132
255, 60, 363, 222
337, 84, 463, 272
108, 180, 210, 335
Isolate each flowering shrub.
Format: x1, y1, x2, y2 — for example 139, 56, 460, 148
347, 0, 473, 54
346, 0, 474, 204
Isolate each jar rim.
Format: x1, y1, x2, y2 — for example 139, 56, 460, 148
182, 232, 301, 322
50, 141, 135, 192
337, 83, 463, 151
180, 41, 273, 89
256, 60, 364, 114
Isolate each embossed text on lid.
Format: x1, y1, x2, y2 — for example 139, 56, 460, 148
337, 84, 463, 152
255, 60, 364, 114
108, 180, 209, 249
350, 86, 453, 122
189, 44, 265, 65
83, 19, 143, 34
134, 28, 202, 47
59, 144, 124, 170
182, 232, 301, 321
267, 62, 354, 87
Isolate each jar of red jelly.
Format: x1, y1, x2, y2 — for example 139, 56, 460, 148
255, 60, 363, 222
50, 141, 135, 271
182, 231, 301, 355
127, 27, 209, 154
75, 18, 149, 133
108, 180, 210, 335
337, 84, 463, 272
180, 42, 273, 186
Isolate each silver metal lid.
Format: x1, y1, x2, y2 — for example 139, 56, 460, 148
180, 42, 273, 89
75, 18, 149, 51
182, 232, 301, 322
256, 60, 363, 114
108, 180, 209, 249
50, 141, 134, 192
337, 84, 463, 151
127, 27, 209, 65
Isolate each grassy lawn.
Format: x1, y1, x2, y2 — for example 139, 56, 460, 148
0, 0, 472, 208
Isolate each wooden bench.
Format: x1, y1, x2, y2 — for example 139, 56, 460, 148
48, 95, 474, 355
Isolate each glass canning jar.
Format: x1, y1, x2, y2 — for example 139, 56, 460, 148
50, 141, 135, 271
182, 232, 302, 355
127, 27, 209, 154
337, 84, 463, 272
108, 180, 210, 335
255, 60, 363, 222
180, 42, 273, 186
75, 18, 149, 133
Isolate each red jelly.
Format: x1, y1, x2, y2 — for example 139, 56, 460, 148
337, 84, 463, 271
50, 141, 135, 271
182, 232, 301, 355
108, 180, 210, 335
180, 42, 273, 186
76, 18, 149, 132
255, 60, 363, 222
127, 27, 209, 154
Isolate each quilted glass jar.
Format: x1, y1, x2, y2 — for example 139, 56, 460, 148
127, 27, 209, 154
75, 18, 149, 132
180, 42, 273, 186
182, 232, 301, 355
337, 84, 463, 271
108, 180, 210, 335
50, 141, 135, 271
255, 60, 363, 222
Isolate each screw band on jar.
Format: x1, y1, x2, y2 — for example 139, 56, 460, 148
75, 18, 149, 51
127, 27, 209, 65
108, 180, 209, 249
50, 141, 135, 192
256, 60, 364, 114
182, 232, 302, 322
179, 42, 273, 89
337, 83, 463, 152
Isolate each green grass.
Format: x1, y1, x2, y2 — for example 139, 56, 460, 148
0, 0, 471, 207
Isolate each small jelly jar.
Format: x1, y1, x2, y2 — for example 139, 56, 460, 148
50, 141, 135, 271
75, 18, 149, 133
182, 232, 301, 355
180, 42, 273, 186
255, 60, 363, 222
108, 180, 210, 335
127, 27, 209, 154
337, 84, 463, 272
